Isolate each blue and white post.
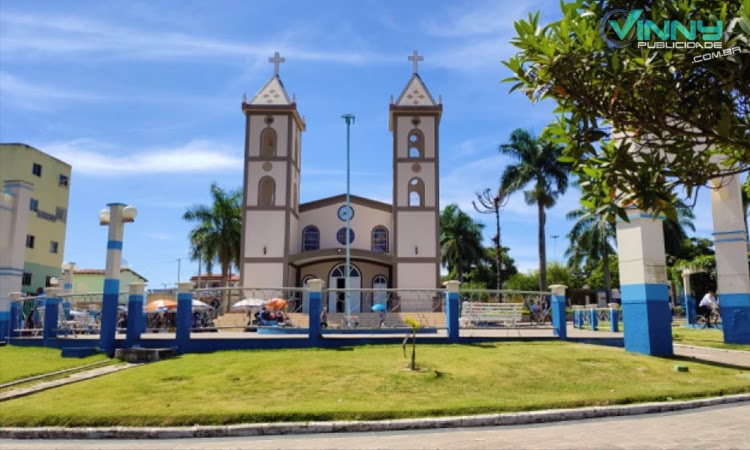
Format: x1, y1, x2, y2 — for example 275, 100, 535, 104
709, 174, 750, 344
98, 203, 137, 355
8, 292, 23, 337
43, 287, 61, 347
681, 268, 697, 326
549, 285, 567, 340
175, 281, 194, 354
125, 282, 145, 348
445, 280, 460, 343
0, 180, 33, 341
616, 207, 672, 356
307, 278, 324, 344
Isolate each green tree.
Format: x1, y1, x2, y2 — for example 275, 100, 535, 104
565, 205, 617, 303
473, 188, 511, 289
464, 246, 518, 290
183, 183, 242, 311
586, 257, 620, 291
505, 262, 582, 292
500, 129, 571, 292
503, 1, 750, 220
440, 204, 484, 282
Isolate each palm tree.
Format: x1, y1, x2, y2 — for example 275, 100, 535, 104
663, 199, 696, 260
500, 129, 571, 292
440, 204, 484, 283
565, 205, 617, 303
183, 183, 242, 311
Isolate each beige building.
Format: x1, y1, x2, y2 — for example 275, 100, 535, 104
240, 53, 441, 312
190, 273, 240, 289
0, 143, 71, 295
72, 268, 148, 293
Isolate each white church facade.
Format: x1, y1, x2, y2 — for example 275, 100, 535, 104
240, 52, 442, 312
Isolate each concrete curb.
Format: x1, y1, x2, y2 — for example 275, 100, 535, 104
674, 343, 750, 355
2, 393, 748, 439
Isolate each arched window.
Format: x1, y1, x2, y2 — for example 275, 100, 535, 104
258, 176, 275, 207
408, 178, 424, 207
372, 226, 389, 253
336, 227, 355, 245
302, 226, 319, 251
260, 128, 277, 158
407, 130, 423, 158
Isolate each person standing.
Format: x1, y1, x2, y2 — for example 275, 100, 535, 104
320, 306, 328, 328
699, 290, 718, 328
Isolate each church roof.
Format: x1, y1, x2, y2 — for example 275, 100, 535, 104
249, 75, 292, 106
395, 73, 437, 107
299, 194, 392, 213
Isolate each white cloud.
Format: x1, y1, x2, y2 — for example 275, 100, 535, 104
421, 2, 533, 38
42, 138, 242, 176
0, 12, 390, 65
0, 71, 109, 111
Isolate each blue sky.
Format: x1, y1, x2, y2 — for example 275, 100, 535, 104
0, 0, 729, 288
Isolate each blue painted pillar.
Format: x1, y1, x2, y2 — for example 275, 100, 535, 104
616, 208, 673, 356
589, 308, 598, 331
445, 280, 460, 343
125, 282, 145, 348
610, 308, 619, 332
550, 285, 567, 339
685, 294, 697, 325
307, 279, 324, 344
43, 288, 61, 347
681, 269, 698, 325
708, 174, 750, 344
99, 203, 136, 355
175, 282, 194, 354
8, 298, 19, 337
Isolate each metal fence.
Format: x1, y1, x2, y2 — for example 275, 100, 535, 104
458, 289, 552, 328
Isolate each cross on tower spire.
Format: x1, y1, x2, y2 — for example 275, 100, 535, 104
408, 50, 423, 74
269, 51, 285, 76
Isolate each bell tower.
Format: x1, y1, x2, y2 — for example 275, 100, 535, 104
390, 51, 442, 290
241, 52, 305, 287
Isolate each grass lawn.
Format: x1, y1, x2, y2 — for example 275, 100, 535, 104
0, 346, 108, 385
672, 327, 750, 351
0, 341, 748, 427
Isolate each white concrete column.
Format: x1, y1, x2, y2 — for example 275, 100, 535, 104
0, 180, 33, 339
710, 174, 750, 344
616, 208, 673, 356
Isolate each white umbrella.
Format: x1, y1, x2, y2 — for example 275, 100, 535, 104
192, 299, 212, 309
230, 298, 265, 311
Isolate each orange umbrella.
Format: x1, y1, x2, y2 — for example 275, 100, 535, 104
264, 298, 287, 310
145, 300, 177, 312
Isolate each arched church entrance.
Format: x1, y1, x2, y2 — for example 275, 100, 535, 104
328, 264, 362, 313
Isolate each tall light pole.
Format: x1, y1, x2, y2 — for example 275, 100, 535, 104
342, 114, 355, 324
98, 203, 137, 355
551, 235, 559, 263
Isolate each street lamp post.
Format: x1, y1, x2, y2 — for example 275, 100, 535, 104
98, 203, 137, 355
342, 114, 355, 325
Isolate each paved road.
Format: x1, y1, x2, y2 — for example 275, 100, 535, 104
3, 403, 748, 450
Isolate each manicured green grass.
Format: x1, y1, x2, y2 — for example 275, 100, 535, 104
1, 341, 748, 427
0, 346, 108, 385
672, 328, 750, 351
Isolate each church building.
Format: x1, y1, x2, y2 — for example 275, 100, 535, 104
240, 52, 442, 312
